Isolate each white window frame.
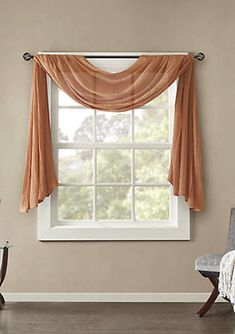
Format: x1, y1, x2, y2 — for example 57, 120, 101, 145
38, 57, 190, 241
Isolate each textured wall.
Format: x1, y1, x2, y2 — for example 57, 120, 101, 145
0, 0, 234, 293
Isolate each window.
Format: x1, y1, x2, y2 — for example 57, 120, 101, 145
38, 58, 189, 240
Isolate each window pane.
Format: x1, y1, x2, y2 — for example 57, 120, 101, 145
96, 186, 131, 220
96, 111, 131, 143
135, 186, 170, 221
97, 149, 131, 183
59, 149, 93, 184
135, 149, 170, 184
58, 109, 93, 143
145, 90, 168, 107
58, 89, 80, 107
134, 108, 169, 143
58, 186, 93, 220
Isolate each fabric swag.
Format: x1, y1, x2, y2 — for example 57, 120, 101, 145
20, 54, 205, 212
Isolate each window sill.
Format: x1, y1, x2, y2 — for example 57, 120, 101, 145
38, 196, 190, 241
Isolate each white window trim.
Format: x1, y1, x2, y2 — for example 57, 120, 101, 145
38, 196, 189, 240
38, 57, 190, 241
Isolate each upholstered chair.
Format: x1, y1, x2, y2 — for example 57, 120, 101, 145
195, 208, 235, 317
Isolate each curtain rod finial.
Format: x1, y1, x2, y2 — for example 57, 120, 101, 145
23, 52, 34, 61
195, 52, 205, 61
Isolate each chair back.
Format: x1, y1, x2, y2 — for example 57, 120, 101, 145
225, 208, 235, 252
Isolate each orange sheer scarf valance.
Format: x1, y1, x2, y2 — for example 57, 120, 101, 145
20, 54, 205, 212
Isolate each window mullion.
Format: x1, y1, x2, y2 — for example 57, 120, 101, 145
58, 182, 170, 187
56, 142, 171, 149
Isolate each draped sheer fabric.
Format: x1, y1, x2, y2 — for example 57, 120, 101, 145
20, 54, 204, 212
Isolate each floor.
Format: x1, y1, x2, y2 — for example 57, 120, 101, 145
0, 302, 234, 333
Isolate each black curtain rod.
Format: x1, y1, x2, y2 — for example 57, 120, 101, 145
23, 52, 205, 62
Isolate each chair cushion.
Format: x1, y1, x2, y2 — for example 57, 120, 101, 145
195, 253, 224, 272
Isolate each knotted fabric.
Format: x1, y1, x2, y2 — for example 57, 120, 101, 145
20, 54, 204, 212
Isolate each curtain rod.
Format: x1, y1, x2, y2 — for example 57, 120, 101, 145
23, 51, 205, 61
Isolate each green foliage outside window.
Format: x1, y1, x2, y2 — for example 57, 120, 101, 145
57, 89, 171, 222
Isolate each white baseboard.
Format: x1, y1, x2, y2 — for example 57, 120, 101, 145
3, 293, 225, 303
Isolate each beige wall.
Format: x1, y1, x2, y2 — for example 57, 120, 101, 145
1, 0, 234, 293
